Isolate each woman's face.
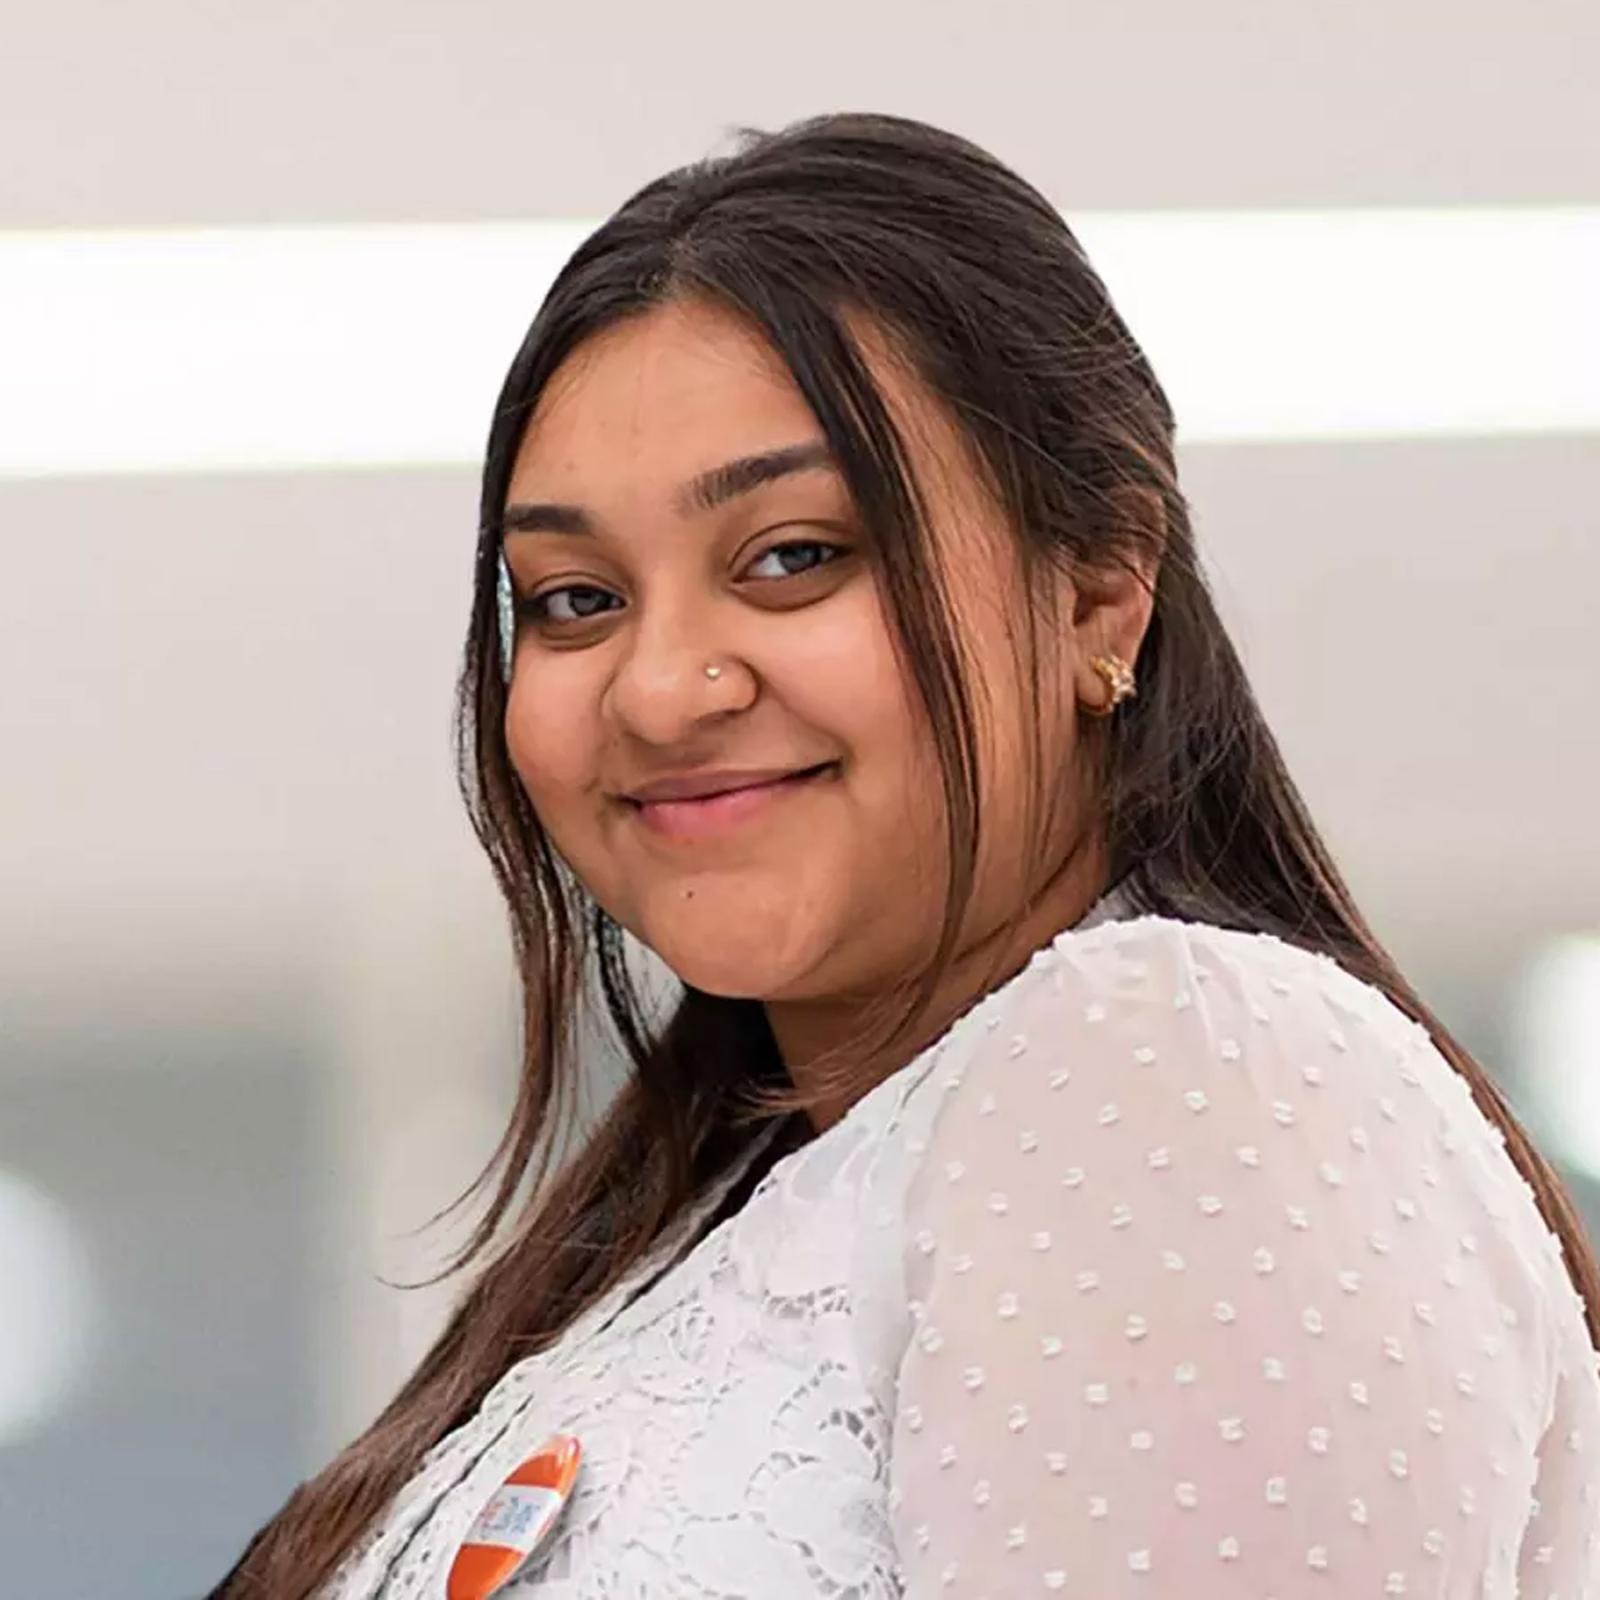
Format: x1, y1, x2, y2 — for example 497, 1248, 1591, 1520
501, 295, 1097, 1005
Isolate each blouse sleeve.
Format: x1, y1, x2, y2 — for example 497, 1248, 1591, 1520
1517, 1278, 1600, 1596
887, 916, 1572, 1597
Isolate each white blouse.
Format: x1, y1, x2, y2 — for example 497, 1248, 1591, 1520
319, 895, 1600, 1599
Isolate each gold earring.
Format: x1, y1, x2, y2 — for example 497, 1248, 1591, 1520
1080, 652, 1136, 718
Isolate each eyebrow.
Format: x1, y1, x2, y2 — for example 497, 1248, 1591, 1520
499, 439, 838, 538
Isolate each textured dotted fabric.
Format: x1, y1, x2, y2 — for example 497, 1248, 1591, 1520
317, 902, 1600, 1599
892, 917, 1600, 1598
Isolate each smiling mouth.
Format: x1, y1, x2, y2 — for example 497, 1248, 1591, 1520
627, 762, 838, 839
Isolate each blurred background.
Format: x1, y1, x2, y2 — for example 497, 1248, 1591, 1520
2, 3, 1597, 1594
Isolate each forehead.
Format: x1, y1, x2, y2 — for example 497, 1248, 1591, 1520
510, 299, 805, 489
507, 296, 961, 500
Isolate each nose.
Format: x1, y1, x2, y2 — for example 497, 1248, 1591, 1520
603, 606, 751, 744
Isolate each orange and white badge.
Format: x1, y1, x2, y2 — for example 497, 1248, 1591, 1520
446, 1434, 582, 1600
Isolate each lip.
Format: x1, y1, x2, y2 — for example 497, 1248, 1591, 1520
626, 766, 825, 803
627, 763, 836, 840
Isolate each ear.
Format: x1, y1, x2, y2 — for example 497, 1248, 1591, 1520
1069, 486, 1162, 705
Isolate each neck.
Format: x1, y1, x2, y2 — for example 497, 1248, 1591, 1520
767, 846, 1113, 1134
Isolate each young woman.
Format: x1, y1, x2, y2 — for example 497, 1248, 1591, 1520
213, 113, 1600, 1598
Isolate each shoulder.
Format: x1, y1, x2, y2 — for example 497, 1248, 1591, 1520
967, 909, 1428, 1087
1046, 909, 1400, 1013
893, 908, 1487, 1242
884, 914, 1570, 1595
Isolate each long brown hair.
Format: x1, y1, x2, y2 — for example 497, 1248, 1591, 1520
212, 111, 1600, 1597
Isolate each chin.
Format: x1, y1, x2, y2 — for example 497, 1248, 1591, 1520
618, 876, 845, 1000
661, 947, 797, 1001
647, 924, 829, 1002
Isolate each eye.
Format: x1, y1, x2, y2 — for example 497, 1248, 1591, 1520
743, 538, 847, 582
514, 537, 849, 634
516, 583, 620, 625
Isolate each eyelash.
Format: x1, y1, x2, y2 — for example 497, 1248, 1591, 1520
514, 537, 849, 627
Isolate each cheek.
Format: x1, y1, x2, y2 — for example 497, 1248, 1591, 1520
504, 671, 598, 821
809, 588, 947, 850
790, 584, 929, 783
